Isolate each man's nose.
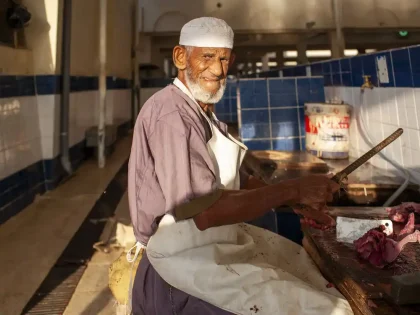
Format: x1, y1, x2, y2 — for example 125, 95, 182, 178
209, 59, 223, 77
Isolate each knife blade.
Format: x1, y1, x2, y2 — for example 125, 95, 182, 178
296, 128, 403, 225
331, 128, 403, 183
336, 216, 394, 243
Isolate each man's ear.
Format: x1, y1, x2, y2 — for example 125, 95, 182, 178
173, 46, 187, 70
229, 51, 236, 69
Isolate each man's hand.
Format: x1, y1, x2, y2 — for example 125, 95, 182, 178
288, 174, 340, 211
286, 175, 340, 228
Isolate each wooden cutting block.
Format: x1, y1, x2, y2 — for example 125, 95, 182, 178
248, 150, 328, 170
327, 207, 389, 220
243, 150, 330, 183
390, 272, 420, 305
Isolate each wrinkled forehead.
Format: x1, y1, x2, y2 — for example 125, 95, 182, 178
187, 46, 232, 56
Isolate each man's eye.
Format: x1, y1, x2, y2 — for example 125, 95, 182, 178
204, 55, 213, 59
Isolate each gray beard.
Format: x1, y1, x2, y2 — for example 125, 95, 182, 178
185, 68, 226, 104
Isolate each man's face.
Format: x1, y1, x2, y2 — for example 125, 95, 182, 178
185, 47, 232, 104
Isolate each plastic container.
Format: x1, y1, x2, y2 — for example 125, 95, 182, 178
304, 102, 352, 159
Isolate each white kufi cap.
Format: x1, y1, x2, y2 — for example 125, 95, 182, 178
179, 17, 234, 49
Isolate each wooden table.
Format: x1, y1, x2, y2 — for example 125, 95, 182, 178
302, 207, 420, 315
243, 150, 420, 314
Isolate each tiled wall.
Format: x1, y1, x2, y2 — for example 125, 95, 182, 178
139, 78, 239, 124
0, 75, 131, 224
237, 77, 325, 150
214, 80, 238, 123
279, 45, 420, 184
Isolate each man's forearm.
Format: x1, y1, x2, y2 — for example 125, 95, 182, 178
244, 175, 267, 189
193, 181, 297, 230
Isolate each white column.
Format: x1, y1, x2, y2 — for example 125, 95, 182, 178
331, 0, 345, 58
261, 54, 269, 72
163, 58, 170, 78
275, 50, 284, 69
297, 42, 308, 64
329, 31, 345, 58
133, 0, 140, 117
98, 0, 107, 168
138, 34, 152, 64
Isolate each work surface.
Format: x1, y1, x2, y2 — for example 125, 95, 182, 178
244, 150, 420, 207
303, 207, 420, 315
245, 150, 420, 314
245, 150, 414, 187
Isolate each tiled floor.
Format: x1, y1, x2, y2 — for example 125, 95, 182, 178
0, 136, 132, 315
64, 192, 131, 315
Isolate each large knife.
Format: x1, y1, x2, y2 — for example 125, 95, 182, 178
330, 128, 404, 184
295, 128, 404, 228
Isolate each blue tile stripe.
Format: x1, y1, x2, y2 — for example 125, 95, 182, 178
0, 120, 131, 225
0, 75, 132, 98
241, 45, 420, 88
305, 45, 420, 88
238, 77, 325, 151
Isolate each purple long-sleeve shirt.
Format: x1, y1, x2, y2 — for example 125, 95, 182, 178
130, 82, 239, 315
128, 83, 233, 245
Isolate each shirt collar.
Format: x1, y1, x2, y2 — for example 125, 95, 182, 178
172, 78, 219, 123
173, 78, 198, 106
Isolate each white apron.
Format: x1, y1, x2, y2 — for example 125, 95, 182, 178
145, 79, 353, 315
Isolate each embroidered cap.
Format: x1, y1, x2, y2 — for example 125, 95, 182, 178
179, 17, 234, 49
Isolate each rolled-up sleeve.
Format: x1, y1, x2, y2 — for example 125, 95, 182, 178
150, 116, 217, 213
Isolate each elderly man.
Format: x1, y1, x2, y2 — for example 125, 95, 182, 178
128, 17, 353, 315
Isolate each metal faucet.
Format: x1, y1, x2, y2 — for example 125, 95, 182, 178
361, 75, 374, 91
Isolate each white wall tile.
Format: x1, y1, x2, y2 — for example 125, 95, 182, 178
351, 87, 362, 109
382, 123, 398, 161
37, 95, 60, 160
70, 91, 98, 147
0, 97, 42, 160
392, 138, 404, 166
349, 117, 359, 156
324, 87, 334, 101
341, 88, 354, 105
408, 129, 420, 152
365, 89, 381, 123
0, 87, 132, 182
24, 138, 43, 168
378, 88, 392, 124
401, 129, 412, 168
113, 90, 131, 123
0, 150, 6, 179
409, 170, 420, 185
406, 107, 419, 130
368, 120, 384, 144
402, 147, 413, 168
388, 88, 399, 126
402, 88, 416, 108
414, 89, 420, 129
397, 104, 409, 128
395, 88, 419, 129
40, 136, 54, 160
2, 138, 41, 179
106, 90, 114, 124
37, 95, 59, 138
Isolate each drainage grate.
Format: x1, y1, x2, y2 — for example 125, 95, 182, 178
21, 160, 128, 315
22, 266, 86, 315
